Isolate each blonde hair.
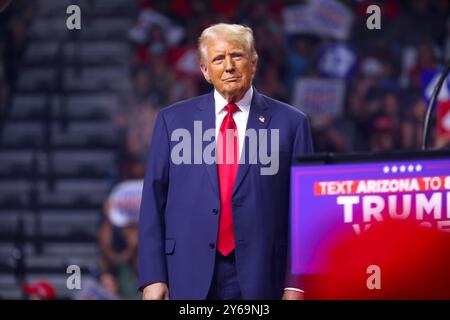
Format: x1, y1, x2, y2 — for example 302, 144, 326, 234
198, 23, 258, 64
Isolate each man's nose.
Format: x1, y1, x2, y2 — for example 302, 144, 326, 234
224, 55, 235, 72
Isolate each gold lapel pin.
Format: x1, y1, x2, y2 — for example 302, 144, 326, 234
259, 115, 265, 123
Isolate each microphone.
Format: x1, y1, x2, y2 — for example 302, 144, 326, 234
422, 59, 450, 150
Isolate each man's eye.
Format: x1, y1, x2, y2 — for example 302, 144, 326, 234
213, 57, 223, 63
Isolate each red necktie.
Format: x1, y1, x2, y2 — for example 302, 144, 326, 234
217, 103, 240, 256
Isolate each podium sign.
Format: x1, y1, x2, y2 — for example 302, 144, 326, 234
291, 157, 450, 275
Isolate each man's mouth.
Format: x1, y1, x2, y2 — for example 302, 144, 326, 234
223, 77, 240, 82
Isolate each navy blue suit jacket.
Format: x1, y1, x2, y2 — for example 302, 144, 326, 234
138, 89, 313, 299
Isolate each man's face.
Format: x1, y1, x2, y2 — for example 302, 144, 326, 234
200, 38, 257, 102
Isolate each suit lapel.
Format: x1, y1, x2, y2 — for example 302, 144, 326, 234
196, 92, 220, 196
232, 89, 271, 197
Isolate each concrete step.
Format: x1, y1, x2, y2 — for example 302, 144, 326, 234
16, 65, 127, 91
0, 178, 110, 208
0, 210, 100, 238
24, 40, 131, 65
28, 17, 134, 40
0, 149, 116, 177
0, 241, 98, 257
34, 0, 138, 18
10, 92, 120, 120
1, 121, 121, 148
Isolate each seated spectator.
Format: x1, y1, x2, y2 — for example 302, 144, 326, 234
122, 100, 159, 179
400, 95, 425, 150
370, 114, 398, 151
74, 271, 121, 300
98, 180, 143, 299
311, 113, 349, 153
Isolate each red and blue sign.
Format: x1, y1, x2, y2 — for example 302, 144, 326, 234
290, 159, 450, 275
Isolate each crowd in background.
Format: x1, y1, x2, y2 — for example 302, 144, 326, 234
118, 0, 450, 178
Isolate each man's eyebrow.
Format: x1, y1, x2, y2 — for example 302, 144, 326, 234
211, 54, 224, 60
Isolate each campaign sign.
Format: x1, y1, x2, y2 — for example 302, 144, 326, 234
438, 100, 450, 137
309, 0, 354, 40
317, 43, 357, 80
282, 0, 353, 40
108, 179, 143, 227
291, 78, 345, 115
421, 69, 450, 104
282, 4, 316, 35
291, 159, 450, 275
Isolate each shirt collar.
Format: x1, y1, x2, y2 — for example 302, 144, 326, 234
214, 86, 253, 116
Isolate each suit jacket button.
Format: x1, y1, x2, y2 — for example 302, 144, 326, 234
209, 243, 215, 249
212, 209, 218, 215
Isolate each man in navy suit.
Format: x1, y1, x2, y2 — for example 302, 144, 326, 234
138, 23, 313, 300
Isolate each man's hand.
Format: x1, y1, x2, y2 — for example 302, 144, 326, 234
142, 282, 169, 300
282, 290, 305, 300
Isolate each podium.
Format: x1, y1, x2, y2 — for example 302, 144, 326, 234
290, 150, 450, 299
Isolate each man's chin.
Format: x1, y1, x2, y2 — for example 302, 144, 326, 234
221, 88, 245, 101
224, 82, 248, 92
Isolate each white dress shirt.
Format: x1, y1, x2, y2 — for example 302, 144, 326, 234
214, 86, 253, 159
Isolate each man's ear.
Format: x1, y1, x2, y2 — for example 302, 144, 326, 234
200, 63, 211, 83
251, 58, 257, 77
